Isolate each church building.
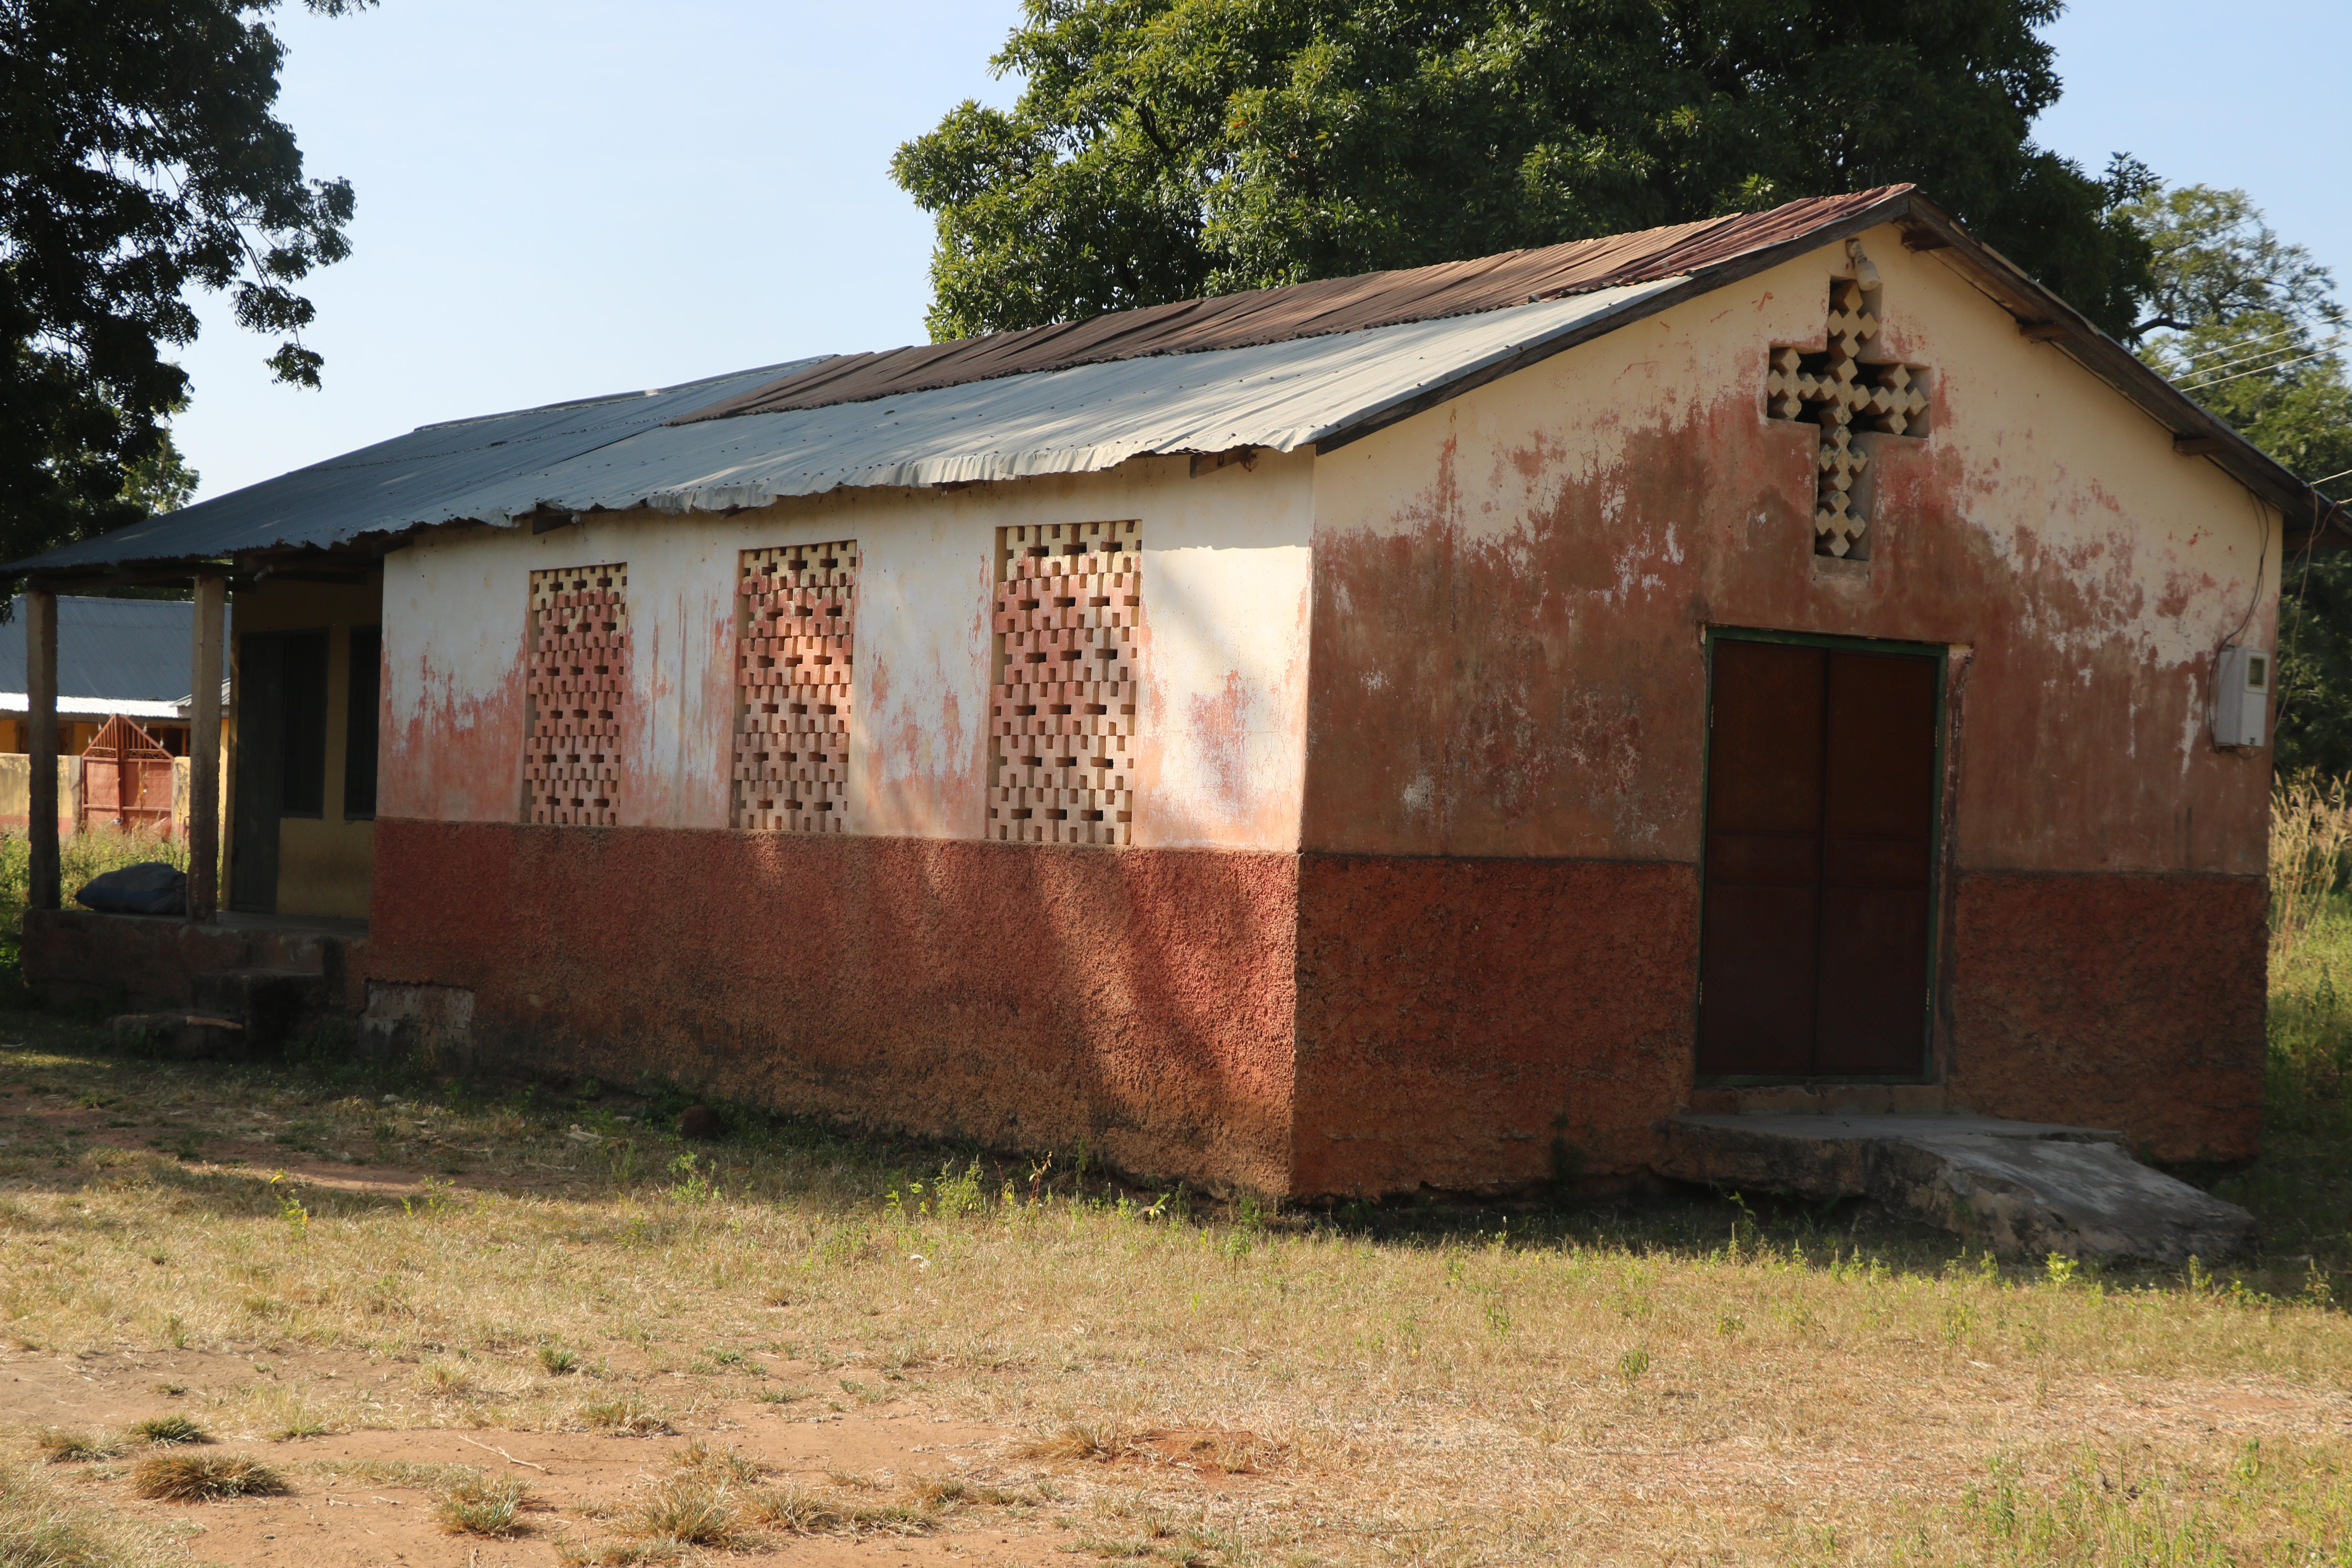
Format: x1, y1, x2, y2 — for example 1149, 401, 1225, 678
15, 186, 2326, 1196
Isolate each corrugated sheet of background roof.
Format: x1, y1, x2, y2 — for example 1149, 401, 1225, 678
430, 281, 1685, 520
16, 360, 824, 573
678, 188, 1909, 421
0, 595, 225, 703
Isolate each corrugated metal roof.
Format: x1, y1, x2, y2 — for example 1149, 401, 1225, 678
441, 280, 1683, 518
683, 189, 1908, 420
0, 595, 226, 705
17, 360, 822, 574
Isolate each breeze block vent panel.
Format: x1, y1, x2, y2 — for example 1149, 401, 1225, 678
733, 541, 858, 832
525, 563, 630, 826
989, 520, 1141, 846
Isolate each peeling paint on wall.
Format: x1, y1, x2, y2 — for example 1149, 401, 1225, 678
1304, 223, 2275, 876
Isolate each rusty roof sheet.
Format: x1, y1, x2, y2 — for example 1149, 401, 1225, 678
399, 278, 1687, 521
680, 188, 1913, 422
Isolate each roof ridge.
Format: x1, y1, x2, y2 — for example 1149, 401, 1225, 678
670, 189, 1912, 425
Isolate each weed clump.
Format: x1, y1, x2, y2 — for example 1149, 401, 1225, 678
434, 1473, 532, 1537
626, 1477, 737, 1547
132, 1452, 284, 1501
671, 1439, 759, 1484
579, 1396, 669, 1436
127, 1416, 206, 1447
1014, 1420, 1138, 1463
34, 1429, 120, 1464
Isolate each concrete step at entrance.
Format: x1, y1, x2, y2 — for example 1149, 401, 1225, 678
1658, 1113, 2256, 1263
106, 1011, 246, 1058
190, 967, 330, 1052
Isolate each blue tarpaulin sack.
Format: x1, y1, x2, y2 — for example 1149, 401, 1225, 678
75, 862, 188, 916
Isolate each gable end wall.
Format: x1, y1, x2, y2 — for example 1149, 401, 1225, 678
1293, 224, 2270, 1190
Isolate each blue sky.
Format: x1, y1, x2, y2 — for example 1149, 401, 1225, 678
167, 0, 2350, 501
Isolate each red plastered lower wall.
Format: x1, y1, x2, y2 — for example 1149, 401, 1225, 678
1947, 870, 2267, 1162
361, 828, 2265, 1193
1291, 854, 1701, 1193
366, 819, 1301, 1193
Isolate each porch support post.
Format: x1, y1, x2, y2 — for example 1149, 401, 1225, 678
187, 575, 225, 921
26, 588, 58, 911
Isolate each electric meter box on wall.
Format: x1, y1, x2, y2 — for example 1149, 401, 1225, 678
2214, 646, 2271, 749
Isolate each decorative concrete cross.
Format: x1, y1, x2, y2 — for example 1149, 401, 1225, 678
1766, 262, 1930, 558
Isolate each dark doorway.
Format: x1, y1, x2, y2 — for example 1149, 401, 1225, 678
229, 630, 330, 913
1696, 635, 1941, 1079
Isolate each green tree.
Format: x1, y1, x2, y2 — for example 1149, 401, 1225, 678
2122, 187, 2352, 774
892, 0, 2152, 341
0, 0, 366, 566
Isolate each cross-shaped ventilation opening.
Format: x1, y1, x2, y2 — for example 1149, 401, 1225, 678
1765, 255, 1932, 561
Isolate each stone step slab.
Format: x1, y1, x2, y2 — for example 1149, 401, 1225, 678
1658, 1112, 2257, 1263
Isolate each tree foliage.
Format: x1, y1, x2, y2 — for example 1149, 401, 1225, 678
2122, 187, 2352, 774
893, 0, 2153, 342
0, 0, 365, 566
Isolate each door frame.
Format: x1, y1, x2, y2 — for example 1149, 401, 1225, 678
1695, 625, 1951, 1086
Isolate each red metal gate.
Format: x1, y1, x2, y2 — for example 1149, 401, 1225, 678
80, 715, 177, 837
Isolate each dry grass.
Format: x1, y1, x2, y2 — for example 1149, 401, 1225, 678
129, 1452, 283, 1502
622, 1476, 737, 1548
2273, 773, 2352, 963
433, 1472, 532, 1537
670, 1438, 760, 1485
1014, 1419, 1139, 1463
577, 1396, 668, 1436
32, 1430, 119, 1465
0, 945, 2347, 1564
0, 1458, 182, 1568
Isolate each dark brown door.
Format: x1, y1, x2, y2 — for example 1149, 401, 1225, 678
1696, 639, 1938, 1078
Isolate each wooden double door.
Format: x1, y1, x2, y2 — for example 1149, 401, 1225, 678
1696, 637, 1942, 1079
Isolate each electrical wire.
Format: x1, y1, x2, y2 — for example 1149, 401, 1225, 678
2172, 328, 2345, 383
2178, 340, 2347, 391
2160, 321, 2305, 368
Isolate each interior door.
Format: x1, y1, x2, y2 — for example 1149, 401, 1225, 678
1696, 638, 1939, 1078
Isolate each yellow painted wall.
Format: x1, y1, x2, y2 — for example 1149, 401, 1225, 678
229, 573, 383, 920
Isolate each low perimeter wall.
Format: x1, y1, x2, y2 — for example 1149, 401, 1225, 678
22, 908, 368, 1015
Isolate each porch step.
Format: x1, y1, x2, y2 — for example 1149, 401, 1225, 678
1657, 1113, 2256, 1263
189, 968, 330, 1053
107, 1011, 247, 1059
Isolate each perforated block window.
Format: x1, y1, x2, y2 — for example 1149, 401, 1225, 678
524, 564, 629, 826
733, 542, 858, 832
989, 521, 1141, 846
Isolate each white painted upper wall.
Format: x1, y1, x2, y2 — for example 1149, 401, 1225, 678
380, 450, 1316, 853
